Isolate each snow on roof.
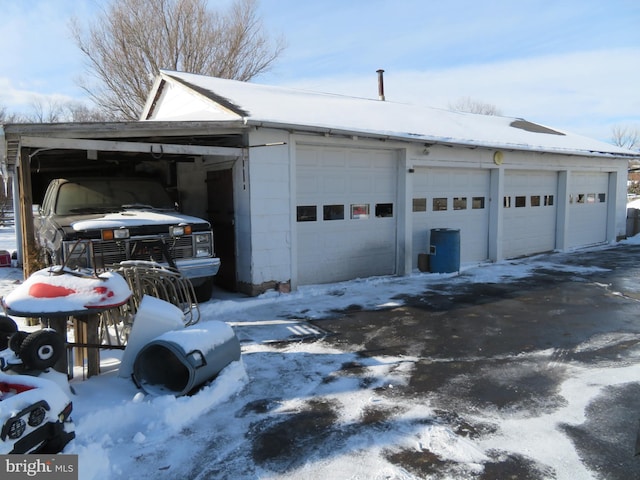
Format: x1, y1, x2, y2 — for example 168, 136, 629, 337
146, 70, 637, 158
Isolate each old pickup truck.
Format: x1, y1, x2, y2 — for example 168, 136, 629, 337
33, 177, 220, 302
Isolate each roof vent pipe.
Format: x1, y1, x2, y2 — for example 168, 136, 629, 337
376, 69, 385, 101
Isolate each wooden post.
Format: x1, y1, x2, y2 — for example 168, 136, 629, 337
17, 146, 37, 278
71, 315, 101, 378
86, 314, 101, 377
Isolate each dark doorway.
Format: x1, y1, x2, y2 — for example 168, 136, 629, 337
206, 169, 237, 291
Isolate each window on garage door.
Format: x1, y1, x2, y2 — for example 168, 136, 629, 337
323, 204, 344, 220
297, 205, 317, 222
375, 203, 393, 217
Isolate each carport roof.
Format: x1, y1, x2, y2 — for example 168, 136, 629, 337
142, 70, 639, 159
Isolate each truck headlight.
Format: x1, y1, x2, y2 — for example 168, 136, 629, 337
195, 233, 212, 257
102, 228, 130, 240
170, 224, 192, 237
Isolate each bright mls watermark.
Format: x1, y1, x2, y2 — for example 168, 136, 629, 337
0, 455, 78, 479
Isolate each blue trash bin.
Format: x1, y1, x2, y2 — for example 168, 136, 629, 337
429, 228, 460, 273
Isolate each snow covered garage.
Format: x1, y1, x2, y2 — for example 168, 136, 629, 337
3, 70, 637, 297
138, 70, 638, 295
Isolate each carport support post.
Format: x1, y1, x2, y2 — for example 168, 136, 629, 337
17, 146, 37, 278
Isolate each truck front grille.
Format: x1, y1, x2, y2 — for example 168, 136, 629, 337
90, 236, 194, 268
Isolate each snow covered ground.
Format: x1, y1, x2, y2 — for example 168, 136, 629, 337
1, 226, 640, 479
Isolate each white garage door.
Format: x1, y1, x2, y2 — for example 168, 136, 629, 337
412, 168, 491, 266
503, 170, 558, 258
296, 145, 397, 285
567, 172, 609, 248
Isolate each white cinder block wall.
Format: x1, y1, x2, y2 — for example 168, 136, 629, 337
245, 128, 292, 291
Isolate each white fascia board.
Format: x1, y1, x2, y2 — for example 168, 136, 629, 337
20, 136, 243, 157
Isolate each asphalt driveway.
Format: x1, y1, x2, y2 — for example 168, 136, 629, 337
308, 244, 640, 479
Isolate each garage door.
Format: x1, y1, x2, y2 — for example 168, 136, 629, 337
412, 168, 490, 266
567, 172, 609, 248
503, 170, 558, 258
296, 145, 397, 285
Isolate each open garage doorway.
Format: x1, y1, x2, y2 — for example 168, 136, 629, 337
207, 169, 237, 291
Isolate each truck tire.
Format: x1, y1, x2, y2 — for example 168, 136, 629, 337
0, 315, 18, 350
19, 329, 65, 371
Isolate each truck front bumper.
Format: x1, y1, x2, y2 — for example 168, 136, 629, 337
174, 257, 221, 280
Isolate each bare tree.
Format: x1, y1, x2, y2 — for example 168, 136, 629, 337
71, 0, 286, 120
27, 98, 66, 123
611, 124, 640, 151
0, 104, 23, 124
63, 102, 119, 122
449, 96, 502, 116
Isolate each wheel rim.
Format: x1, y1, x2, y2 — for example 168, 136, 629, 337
37, 345, 55, 360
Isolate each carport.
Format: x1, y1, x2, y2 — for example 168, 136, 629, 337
0, 121, 246, 278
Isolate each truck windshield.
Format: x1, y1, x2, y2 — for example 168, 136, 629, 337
54, 179, 175, 215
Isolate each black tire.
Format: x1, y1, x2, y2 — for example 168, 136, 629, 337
19, 329, 64, 371
0, 315, 18, 350
9, 330, 29, 354
193, 277, 214, 303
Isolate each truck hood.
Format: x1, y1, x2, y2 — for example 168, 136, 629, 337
71, 210, 209, 231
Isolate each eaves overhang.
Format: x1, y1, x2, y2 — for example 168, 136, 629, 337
243, 118, 640, 160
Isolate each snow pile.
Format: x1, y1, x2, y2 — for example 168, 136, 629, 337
0, 228, 639, 478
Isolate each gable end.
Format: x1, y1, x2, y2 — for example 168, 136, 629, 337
166, 73, 250, 117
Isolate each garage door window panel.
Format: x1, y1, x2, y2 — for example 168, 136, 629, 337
453, 197, 467, 210
472, 197, 485, 209
433, 198, 447, 211
515, 196, 526, 207
375, 203, 393, 218
323, 204, 344, 221
297, 205, 317, 222
544, 195, 554, 206
531, 195, 541, 207
351, 204, 370, 219
413, 198, 427, 212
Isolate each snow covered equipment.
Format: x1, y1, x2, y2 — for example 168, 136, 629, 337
118, 295, 186, 378
0, 372, 75, 454
8, 329, 64, 372
132, 321, 241, 396
0, 317, 64, 373
1, 266, 131, 317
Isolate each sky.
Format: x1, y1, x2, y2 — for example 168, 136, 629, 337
0, 0, 639, 142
